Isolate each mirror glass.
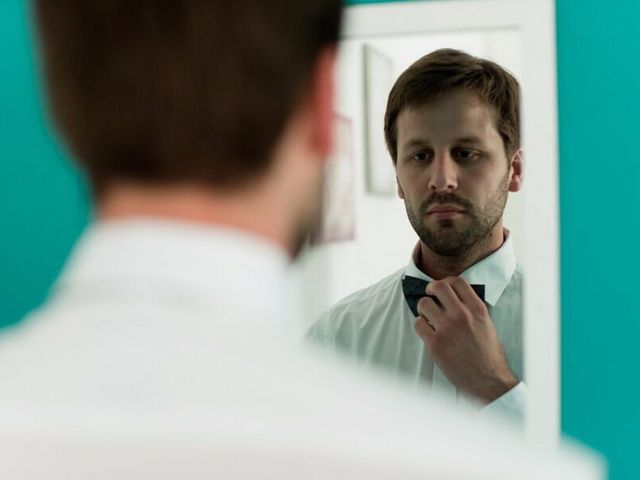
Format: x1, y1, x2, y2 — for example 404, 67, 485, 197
292, 0, 559, 444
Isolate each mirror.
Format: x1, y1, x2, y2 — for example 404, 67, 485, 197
292, 0, 559, 447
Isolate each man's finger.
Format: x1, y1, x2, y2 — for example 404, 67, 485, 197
415, 316, 435, 339
425, 280, 460, 312
442, 277, 486, 311
416, 296, 442, 330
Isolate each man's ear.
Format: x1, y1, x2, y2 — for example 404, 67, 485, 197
308, 46, 337, 158
508, 149, 524, 193
397, 175, 405, 199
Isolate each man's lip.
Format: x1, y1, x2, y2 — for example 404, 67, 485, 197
427, 205, 466, 214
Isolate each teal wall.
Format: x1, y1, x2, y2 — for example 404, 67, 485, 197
557, 1, 640, 479
1, 0, 638, 478
0, 1, 89, 328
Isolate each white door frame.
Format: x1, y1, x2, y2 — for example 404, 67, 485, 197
342, 0, 560, 448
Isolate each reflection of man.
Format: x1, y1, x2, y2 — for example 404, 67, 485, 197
0, 4, 590, 479
309, 49, 526, 418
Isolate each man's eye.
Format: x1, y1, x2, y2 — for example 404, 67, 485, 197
453, 149, 480, 161
411, 151, 430, 162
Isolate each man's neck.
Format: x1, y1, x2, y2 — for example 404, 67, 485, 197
97, 182, 293, 255
418, 226, 506, 279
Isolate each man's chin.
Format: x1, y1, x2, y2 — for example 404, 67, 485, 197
433, 214, 470, 227
425, 241, 468, 258
423, 218, 465, 235
420, 228, 471, 257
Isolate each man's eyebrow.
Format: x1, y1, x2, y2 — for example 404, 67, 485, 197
401, 138, 429, 149
401, 136, 484, 149
454, 136, 483, 144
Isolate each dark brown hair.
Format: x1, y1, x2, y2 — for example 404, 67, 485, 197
384, 48, 520, 163
33, 0, 342, 195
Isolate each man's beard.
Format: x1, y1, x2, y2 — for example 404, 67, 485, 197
405, 172, 510, 258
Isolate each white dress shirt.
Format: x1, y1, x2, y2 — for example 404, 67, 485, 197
0, 220, 598, 479
308, 234, 526, 419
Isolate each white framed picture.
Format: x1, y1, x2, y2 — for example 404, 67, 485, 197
312, 114, 355, 245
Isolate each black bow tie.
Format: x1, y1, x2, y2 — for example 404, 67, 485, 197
402, 275, 486, 317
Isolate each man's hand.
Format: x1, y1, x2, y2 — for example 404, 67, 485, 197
415, 277, 518, 405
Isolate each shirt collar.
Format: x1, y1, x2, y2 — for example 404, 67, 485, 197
404, 233, 516, 306
54, 218, 291, 323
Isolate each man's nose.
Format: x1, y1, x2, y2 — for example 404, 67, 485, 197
428, 153, 458, 192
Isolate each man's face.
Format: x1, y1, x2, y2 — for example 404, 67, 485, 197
395, 89, 521, 257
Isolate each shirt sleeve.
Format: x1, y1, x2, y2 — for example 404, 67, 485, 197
480, 381, 527, 424
304, 310, 336, 349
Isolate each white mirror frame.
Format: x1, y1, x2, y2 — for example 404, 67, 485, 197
342, 0, 560, 448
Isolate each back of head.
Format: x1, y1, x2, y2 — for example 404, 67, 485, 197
384, 48, 520, 163
33, 0, 342, 197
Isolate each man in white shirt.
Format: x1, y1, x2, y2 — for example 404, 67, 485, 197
0, 4, 601, 479
309, 49, 526, 419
